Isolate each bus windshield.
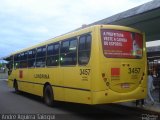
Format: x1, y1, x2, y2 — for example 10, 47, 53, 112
101, 29, 143, 59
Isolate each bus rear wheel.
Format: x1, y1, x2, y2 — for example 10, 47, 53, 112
44, 85, 54, 106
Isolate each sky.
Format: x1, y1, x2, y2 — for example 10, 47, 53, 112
0, 0, 155, 58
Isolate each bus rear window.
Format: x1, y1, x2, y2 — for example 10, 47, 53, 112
101, 29, 143, 59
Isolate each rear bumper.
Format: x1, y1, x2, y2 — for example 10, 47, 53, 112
92, 86, 147, 104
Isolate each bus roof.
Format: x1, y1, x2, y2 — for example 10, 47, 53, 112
7, 25, 142, 56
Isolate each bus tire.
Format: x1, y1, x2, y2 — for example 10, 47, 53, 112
14, 80, 19, 93
44, 85, 54, 106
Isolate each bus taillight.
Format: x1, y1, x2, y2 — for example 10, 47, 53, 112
139, 72, 145, 84
106, 82, 109, 86
102, 73, 108, 82
102, 73, 105, 78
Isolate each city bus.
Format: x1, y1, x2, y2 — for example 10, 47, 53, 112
5, 25, 147, 106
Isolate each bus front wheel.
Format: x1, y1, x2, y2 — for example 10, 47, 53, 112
44, 85, 54, 106
14, 80, 19, 93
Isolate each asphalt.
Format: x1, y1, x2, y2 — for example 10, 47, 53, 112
0, 80, 159, 120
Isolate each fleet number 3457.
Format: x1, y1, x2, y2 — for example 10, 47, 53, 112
80, 69, 91, 75
128, 68, 141, 74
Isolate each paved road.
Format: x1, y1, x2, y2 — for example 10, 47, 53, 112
0, 80, 159, 120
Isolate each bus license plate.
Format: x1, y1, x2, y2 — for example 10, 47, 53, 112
121, 83, 130, 88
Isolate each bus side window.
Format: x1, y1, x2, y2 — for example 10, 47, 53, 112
60, 38, 77, 66
7, 60, 13, 75
19, 52, 28, 68
46, 42, 60, 66
28, 49, 36, 68
78, 34, 91, 65
14, 54, 20, 69
36, 46, 46, 67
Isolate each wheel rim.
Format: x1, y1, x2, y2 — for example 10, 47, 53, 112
45, 90, 51, 104
14, 82, 18, 92
44, 86, 53, 106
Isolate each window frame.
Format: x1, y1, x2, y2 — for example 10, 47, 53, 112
27, 49, 36, 68
12, 32, 92, 68
78, 33, 92, 66
46, 42, 60, 67
60, 37, 78, 66
35, 45, 47, 68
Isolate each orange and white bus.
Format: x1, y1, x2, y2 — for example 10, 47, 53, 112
5, 25, 147, 106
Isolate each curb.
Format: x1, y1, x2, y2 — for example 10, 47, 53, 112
0, 79, 8, 81
118, 102, 160, 113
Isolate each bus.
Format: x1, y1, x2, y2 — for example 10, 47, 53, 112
5, 25, 147, 106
